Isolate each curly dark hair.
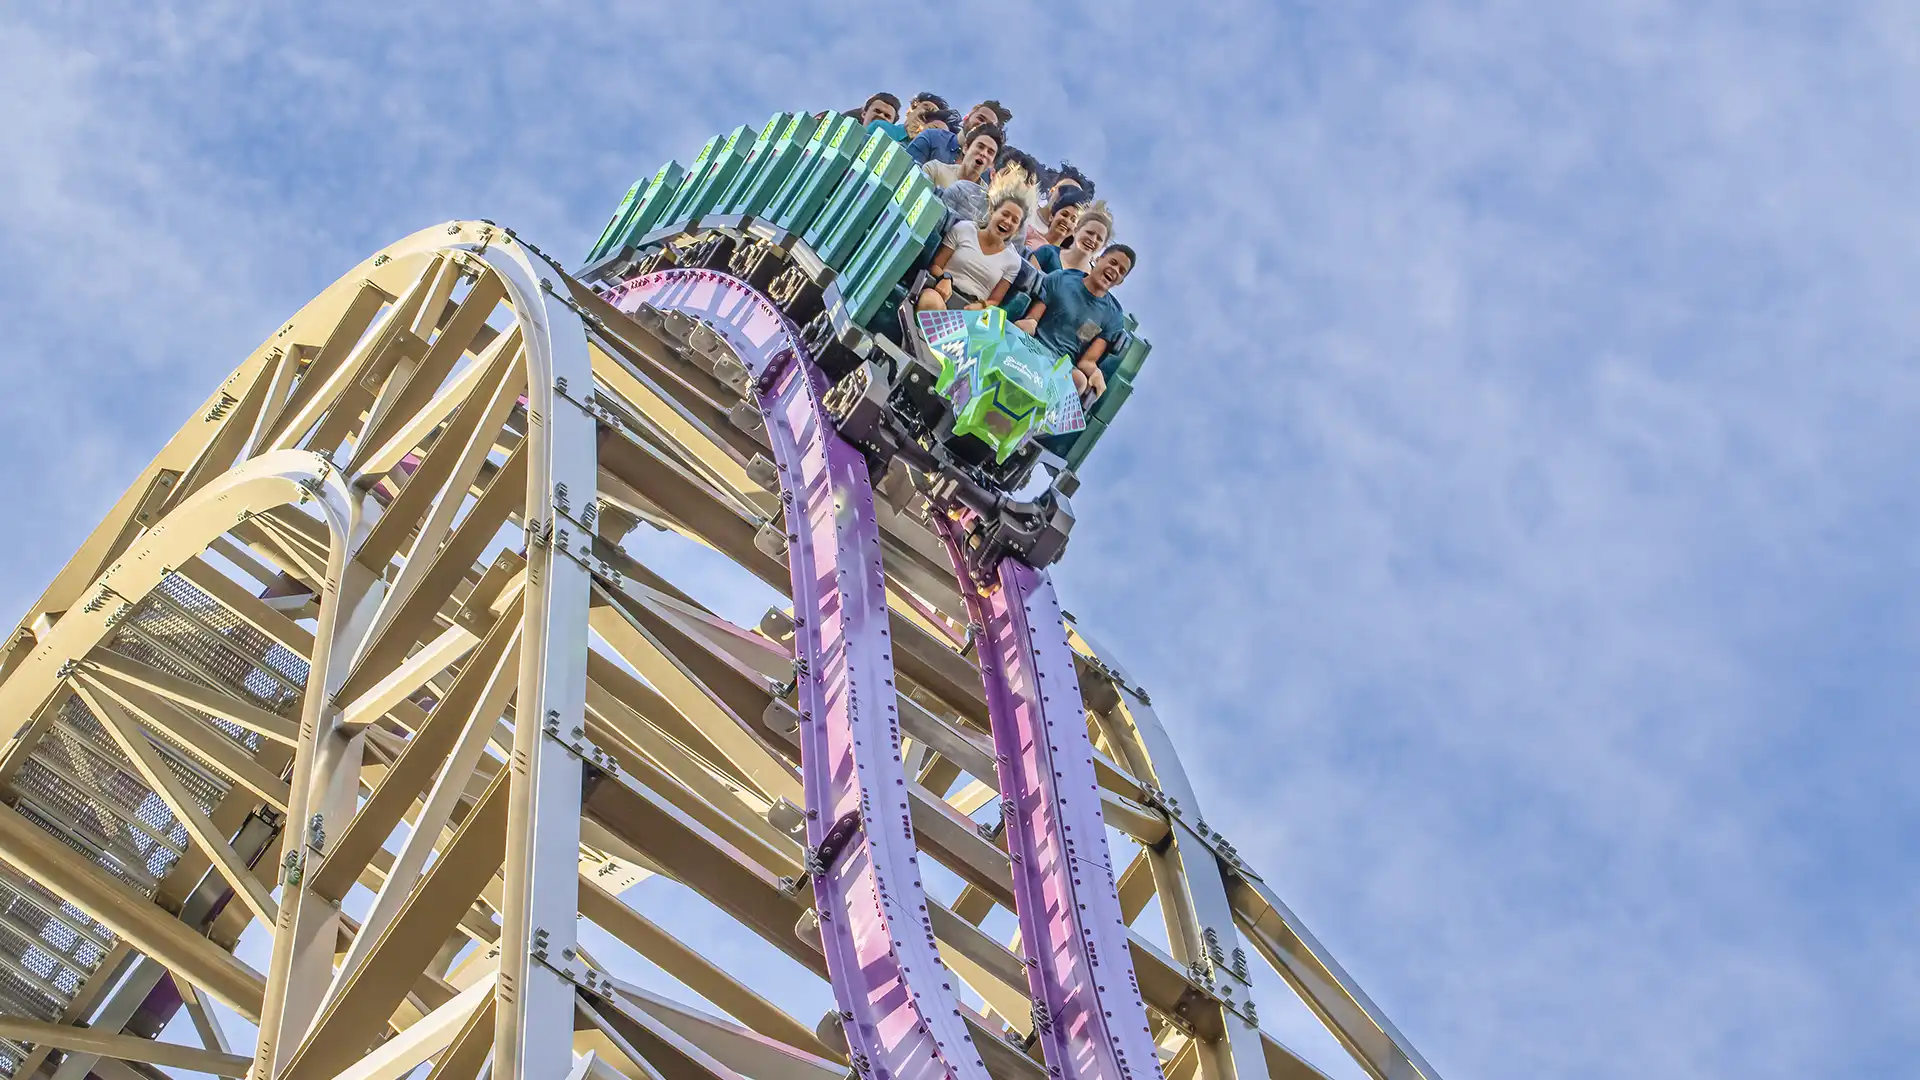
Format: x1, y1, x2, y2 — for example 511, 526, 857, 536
1049, 161, 1094, 197
1049, 184, 1092, 213
997, 145, 1042, 178
960, 122, 1006, 158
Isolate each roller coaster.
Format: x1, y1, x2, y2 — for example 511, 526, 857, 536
0, 108, 1442, 1080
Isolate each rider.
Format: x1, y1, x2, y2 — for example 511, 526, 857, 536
903, 92, 949, 139
923, 124, 1004, 222
857, 92, 906, 141
1016, 244, 1135, 405
1025, 164, 1093, 248
916, 166, 1038, 312
1029, 200, 1112, 275
1024, 183, 1090, 252
907, 100, 1013, 165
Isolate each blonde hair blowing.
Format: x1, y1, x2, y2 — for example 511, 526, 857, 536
981, 162, 1039, 228
1071, 199, 1114, 244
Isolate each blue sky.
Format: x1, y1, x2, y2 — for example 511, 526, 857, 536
4, 3, 1917, 1078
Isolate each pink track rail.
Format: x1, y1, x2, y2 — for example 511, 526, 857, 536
937, 519, 1166, 1080
610, 269, 991, 1080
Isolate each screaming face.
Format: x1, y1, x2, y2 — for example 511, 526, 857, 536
1049, 204, 1081, 240
1091, 250, 1132, 291
962, 136, 998, 178
987, 200, 1025, 240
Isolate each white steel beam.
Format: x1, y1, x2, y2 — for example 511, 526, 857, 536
349, 348, 526, 680
1232, 875, 1442, 1080
333, 973, 497, 1080
610, 979, 844, 1080
84, 648, 299, 746
338, 621, 480, 730
324, 619, 521, 1005
80, 671, 292, 810
0, 1016, 252, 1077
73, 680, 279, 926
253, 544, 385, 1079
490, 234, 598, 1080
264, 257, 443, 454
311, 596, 523, 903
1074, 632, 1280, 1080
180, 976, 235, 1057
0, 804, 266, 1019
576, 877, 829, 1059
283, 771, 511, 1079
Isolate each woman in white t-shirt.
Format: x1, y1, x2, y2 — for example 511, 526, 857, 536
916, 165, 1038, 313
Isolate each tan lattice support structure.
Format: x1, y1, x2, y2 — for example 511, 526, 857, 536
0, 220, 1440, 1080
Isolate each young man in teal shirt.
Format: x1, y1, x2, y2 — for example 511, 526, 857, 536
1016, 245, 1136, 405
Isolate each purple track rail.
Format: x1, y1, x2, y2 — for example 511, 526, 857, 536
610, 269, 992, 1080
937, 521, 1166, 1080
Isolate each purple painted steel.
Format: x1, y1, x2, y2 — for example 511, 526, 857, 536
936, 519, 1165, 1080
609, 269, 992, 1080
125, 972, 185, 1040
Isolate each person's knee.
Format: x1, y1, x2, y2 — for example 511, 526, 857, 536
916, 288, 944, 311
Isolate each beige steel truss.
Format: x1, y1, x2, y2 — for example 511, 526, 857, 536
0, 221, 1441, 1080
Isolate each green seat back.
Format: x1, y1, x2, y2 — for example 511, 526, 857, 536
1062, 330, 1148, 470
766, 115, 862, 234
722, 111, 820, 218
1111, 332, 1150, 383
804, 132, 914, 269
590, 160, 690, 261
1063, 415, 1109, 471
721, 113, 802, 214
840, 177, 945, 326
835, 171, 931, 294
666, 123, 757, 225
1088, 371, 1134, 425
659, 134, 725, 227
588, 176, 649, 263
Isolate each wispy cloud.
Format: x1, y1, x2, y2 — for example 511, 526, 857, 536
3, 3, 1915, 1077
